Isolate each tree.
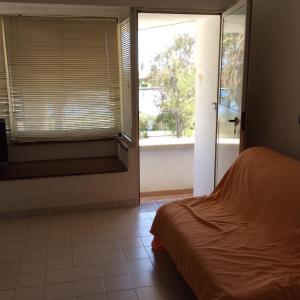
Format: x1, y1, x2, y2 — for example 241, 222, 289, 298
145, 34, 196, 138
220, 32, 245, 109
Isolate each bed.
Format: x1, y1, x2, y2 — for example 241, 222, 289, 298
151, 147, 300, 300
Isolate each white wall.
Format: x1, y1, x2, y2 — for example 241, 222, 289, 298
0, 0, 236, 214
246, 0, 300, 160
193, 16, 220, 196
3, 0, 236, 11
0, 147, 139, 214
140, 145, 194, 192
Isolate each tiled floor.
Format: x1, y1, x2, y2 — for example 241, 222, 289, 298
0, 196, 197, 300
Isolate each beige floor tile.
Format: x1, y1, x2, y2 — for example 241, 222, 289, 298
75, 278, 104, 296
99, 262, 128, 277
0, 204, 196, 300
14, 286, 44, 300
20, 259, 46, 274
73, 253, 99, 267
98, 250, 124, 263
2, 233, 26, 242
47, 256, 73, 271
46, 268, 75, 284
22, 248, 47, 261
47, 245, 73, 258
0, 250, 22, 263
0, 262, 19, 277
0, 275, 17, 290
0, 241, 24, 253
26, 229, 48, 240
102, 274, 132, 292
125, 259, 154, 274
24, 238, 48, 250
130, 271, 160, 288
72, 243, 97, 256
122, 248, 148, 261
74, 265, 100, 281
96, 240, 120, 252
0, 290, 13, 300
135, 286, 169, 300
17, 272, 46, 288
48, 236, 71, 247
107, 290, 138, 300
46, 282, 75, 300
75, 293, 107, 300
117, 239, 142, 250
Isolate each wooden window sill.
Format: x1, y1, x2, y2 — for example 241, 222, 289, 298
0, 156, 127, 181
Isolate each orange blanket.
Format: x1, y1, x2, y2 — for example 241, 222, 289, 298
151, 147, 300, 300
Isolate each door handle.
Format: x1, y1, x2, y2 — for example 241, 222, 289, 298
227, 117, 239, 123
227, 117, 240, 135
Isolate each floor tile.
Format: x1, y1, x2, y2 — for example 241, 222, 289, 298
0, 275, 17, 290
102, 274, 132, 292
122, 248, 148, 260
20, 259, 46, 274
73, 253, 99, 267
24, 238, 48, 250
125, 259, 154, 274
47, 245, 73, 258
96, 240, 120, 252
98, 250, 124, 263
130, 271, 160, 288
14, 286, 44, 300
46, 282, 75, 300
0, 198, 196, 300
107, 290, 138, 300
74, 265, 100, 281
0, 262, 19, 277
117, 239, 142, 250
46, 268, 75, 284
0, 250, 22, 263
75, 278, 104, 296
0, 290, 13, 300
17, 272, 46, 288
22, 247, 47, 261
75, 293, 107, 300
47, 256, 73, 271
99, 262, 128, 277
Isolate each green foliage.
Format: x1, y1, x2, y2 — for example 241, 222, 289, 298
144, 34, 196, 138
221, 32, 245, 109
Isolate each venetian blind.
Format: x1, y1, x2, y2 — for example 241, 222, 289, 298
119, 18, 132, 140
3, 17, 121, 142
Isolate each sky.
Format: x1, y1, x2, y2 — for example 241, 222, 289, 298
138, 20, 197, 79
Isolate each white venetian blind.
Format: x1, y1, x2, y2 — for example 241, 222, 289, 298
3, 17, 121, 142
119, 17, 132, 140
0, 21, 9, 135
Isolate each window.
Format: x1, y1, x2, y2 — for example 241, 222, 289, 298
1, 16, 122, 142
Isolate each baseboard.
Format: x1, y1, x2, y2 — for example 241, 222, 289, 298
0, 198, 138, 218
140, 188, 193, 198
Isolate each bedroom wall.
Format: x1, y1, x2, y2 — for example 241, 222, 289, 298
0, 0, 236, 215
245, 0, 300, 160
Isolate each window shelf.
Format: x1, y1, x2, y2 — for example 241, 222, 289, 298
0, 156, 127, 181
